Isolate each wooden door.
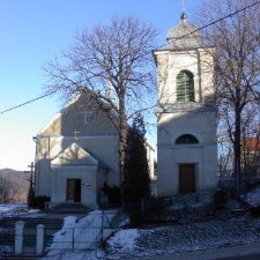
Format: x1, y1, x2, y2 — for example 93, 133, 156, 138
66, 179, 81, 202
179, 164, 196, 193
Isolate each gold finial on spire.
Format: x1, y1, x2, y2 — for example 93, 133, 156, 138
180, 0, 188, 22
180, 12, 188, 22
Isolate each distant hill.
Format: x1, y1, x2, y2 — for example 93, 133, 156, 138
0, 168, 30, 204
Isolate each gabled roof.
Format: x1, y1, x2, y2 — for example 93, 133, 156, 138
51, 143, 98, 166
39, 94, 81, 135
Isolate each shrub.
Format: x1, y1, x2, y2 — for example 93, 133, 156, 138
107, 185, 121, 204
102, 183, 121, 206
214, 188, 235, 209
31, 195, 50, 209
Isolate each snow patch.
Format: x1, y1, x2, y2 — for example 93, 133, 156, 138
0, 245, 12, 254
243, 187, 260, 207
106, 216, 260, 259
107, 229, 139, 252
0, 204, 28, 217
27, 209, 40, 213
43, 249, 102, 260
48, 210, 118, 251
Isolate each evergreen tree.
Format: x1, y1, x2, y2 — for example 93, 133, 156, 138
124, 113, 151, 203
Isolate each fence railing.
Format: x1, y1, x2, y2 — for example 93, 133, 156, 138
0, 190, 251, 256
0, 209, 128, 256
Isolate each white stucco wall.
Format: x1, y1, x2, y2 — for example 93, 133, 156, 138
34, 94, 155, 206
155, 48, 214, 105
35, 135, 119, 201
50, 165, 98, 208
155, 47, 218, 197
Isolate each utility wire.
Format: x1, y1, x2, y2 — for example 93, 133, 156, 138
155, 0, 260, 51
0, 90, 57, 115
1, 0, 259, 116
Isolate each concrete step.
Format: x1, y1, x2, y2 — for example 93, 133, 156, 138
50, 203, 91, 214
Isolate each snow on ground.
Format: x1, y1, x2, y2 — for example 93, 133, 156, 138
107, 229, 139, 253
0, 245, 12, 254
106, 216, 260, 259
27, 209, 40, 213
0, 204, 43, 218
49, 210, 118, 250
43, 210, 119, 260
0, 204, 28, 217
167, 192, 214, 210
43, 249, 104, 260
242, 187, 260, 207
0, 204, 27, 211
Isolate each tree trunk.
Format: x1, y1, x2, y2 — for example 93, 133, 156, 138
234, 99, 241, 193
118, 93, 127, 202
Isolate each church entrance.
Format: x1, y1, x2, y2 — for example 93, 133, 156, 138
66, 179, 81, 202
179, 164, 196, 193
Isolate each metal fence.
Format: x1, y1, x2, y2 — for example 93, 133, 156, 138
45, 226, 102, 251
123, 192, 216, 225
0, 191, 251, 257
44, 209, 128, 253
0, 225, 15, 255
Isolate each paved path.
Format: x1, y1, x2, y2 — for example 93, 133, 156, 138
125, 242, 260, 260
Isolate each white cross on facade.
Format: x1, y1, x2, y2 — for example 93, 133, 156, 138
73, 130, 80, 140
80, 110, 94, 125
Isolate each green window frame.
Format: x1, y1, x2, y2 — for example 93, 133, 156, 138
176, 70, 195, 102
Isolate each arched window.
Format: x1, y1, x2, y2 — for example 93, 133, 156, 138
175, 134, 199, 144
176, 70, 195, 102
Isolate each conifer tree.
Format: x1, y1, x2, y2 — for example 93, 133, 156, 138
124, 113, 151, 203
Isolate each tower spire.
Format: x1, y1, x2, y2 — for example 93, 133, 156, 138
180, 12, 188, 22
180, 0, 188, 22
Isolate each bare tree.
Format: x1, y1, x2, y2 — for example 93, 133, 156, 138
44, 16, 157, 192
195, 0, 260, 191
240, 114, 260, 178
0, 176, 16, 203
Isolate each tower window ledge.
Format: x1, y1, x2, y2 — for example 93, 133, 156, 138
156, 102, 202, 112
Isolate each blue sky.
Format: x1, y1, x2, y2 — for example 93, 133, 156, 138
0, 0, 202, 170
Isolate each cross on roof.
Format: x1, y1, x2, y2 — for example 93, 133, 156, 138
181, 0, 186, 11
73, 130, 80, 140
23, 162, 35, 174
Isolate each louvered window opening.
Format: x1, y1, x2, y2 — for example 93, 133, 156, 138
176, 71, 195, 102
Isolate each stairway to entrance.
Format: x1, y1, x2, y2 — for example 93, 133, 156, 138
50, 203, 91, 214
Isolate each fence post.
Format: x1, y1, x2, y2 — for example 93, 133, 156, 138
15, 221, 25, 255
101, 209, 104, 243
36, 224, 44, 255
72, 228, 75, 251
141, 199, 144, 224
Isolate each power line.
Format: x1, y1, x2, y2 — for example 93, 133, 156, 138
155, 0, 260, 50
0, 90, 57, 115
1, 0, 259, 116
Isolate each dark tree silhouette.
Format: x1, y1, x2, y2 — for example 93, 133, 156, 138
124, 113, 151, 203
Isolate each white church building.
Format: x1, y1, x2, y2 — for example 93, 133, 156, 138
155, 13, 218, 196
34, 14, 218, 208
34, 95, 155, 208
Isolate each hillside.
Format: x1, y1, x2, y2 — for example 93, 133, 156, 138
0, 168, 30, 204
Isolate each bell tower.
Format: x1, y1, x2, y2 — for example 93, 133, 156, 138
154, 14, 218, 196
